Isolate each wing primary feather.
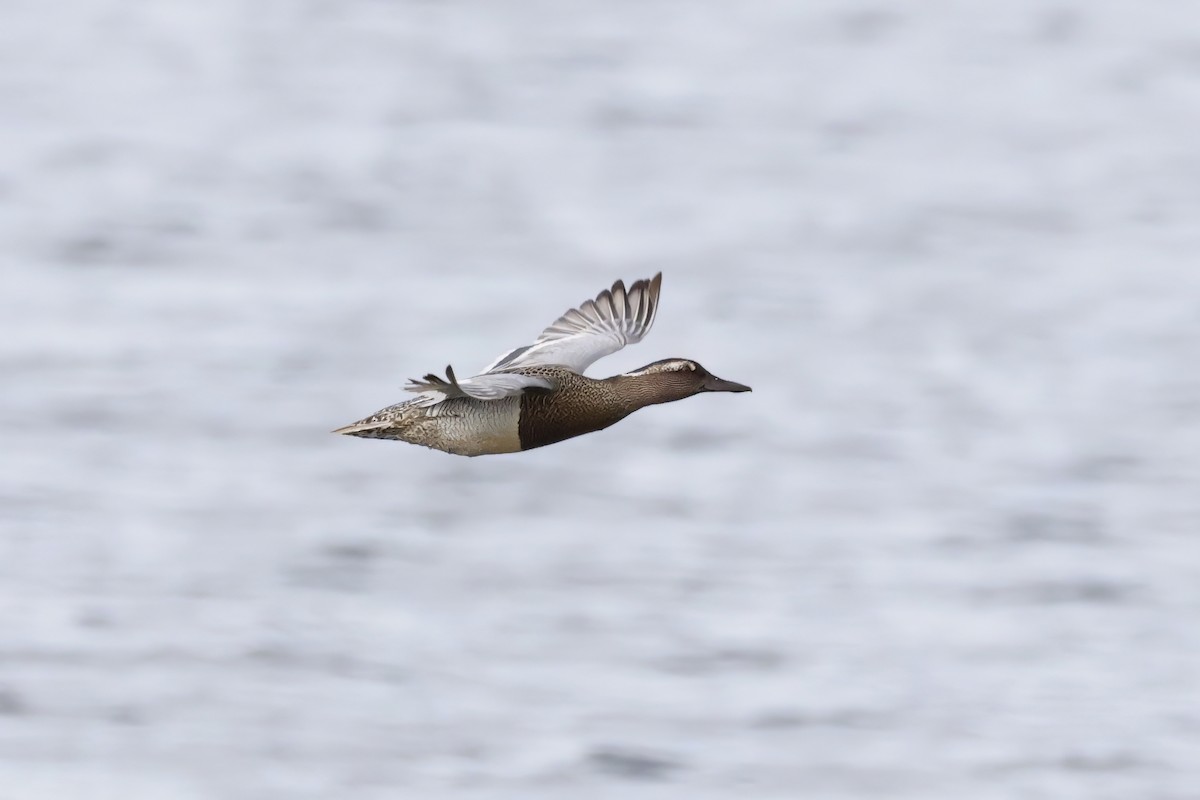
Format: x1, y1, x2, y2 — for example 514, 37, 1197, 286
476, 271, 665, 374
599, 282, 619, 323
628, 279, 644, 333
631, 277, 648, 332
611, 280, 630, 331
644, 273, 662, 333
581, 297, 604, 325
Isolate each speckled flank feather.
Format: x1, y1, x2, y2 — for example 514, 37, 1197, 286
333, 395, 523, 456
333, 273, 750, 456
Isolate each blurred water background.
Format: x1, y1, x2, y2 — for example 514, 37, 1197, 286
3, 1, 1200, 798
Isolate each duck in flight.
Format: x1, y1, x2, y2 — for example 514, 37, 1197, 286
333, 273, 751, 456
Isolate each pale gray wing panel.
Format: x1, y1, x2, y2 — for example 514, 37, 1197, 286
479, 273, 662, 374
404, 365, 555, 407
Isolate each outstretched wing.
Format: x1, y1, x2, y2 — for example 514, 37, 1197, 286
479, 273, 663, 374
404, 365, 555, 408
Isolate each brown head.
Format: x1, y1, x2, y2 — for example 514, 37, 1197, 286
611, 358, 752, 409
512, 360, 748, 451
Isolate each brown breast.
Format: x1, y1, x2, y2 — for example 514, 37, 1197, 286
515, 370, 631, 451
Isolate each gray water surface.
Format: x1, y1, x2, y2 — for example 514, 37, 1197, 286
3, 2, 1200, 798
